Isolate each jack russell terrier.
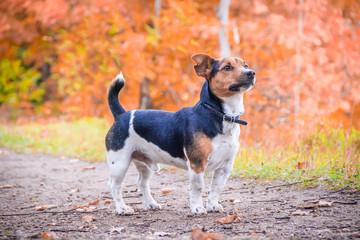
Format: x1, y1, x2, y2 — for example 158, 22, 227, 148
106, 53, 255, 215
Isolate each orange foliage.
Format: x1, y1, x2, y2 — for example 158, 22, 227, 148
0, 0, 360, 145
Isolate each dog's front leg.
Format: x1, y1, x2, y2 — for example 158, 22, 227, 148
206, 163, 233, 212
188, 169, 207, 214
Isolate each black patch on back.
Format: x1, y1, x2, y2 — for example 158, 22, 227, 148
106, 80, 227, 167
133, 110, 185, 159
105, 111, 131, 151
132, 81, 225, 159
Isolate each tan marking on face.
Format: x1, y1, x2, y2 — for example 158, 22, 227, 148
209, 57, 248, 98
187, 133, 213, 173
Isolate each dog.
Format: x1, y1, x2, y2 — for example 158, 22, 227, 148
105, 53, 255, 215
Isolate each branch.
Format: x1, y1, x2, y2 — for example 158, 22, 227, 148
265, 178, 317, 190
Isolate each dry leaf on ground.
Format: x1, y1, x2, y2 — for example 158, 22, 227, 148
35, 204, 58, 211
74, 196, 100, 209
40, 232, 57, 239
191, 227, 224, 240
214, 212, 242, 224
299, 204, 317, 209
161, 188, 174, 195
81, 166, 96, 170
85, 206, 97, 213
111, 226, 125, 234
318, 200, 334, 207
88, 198, 100, 205
251, 232, 261, 237
292, 210, 310, 216
82, 215, 96, 223
68, 188, 80, 194
1, 184, 16, 189
302, 200, 334, 208
229, 198, 241, 203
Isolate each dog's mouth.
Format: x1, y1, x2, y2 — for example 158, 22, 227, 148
228, 82, 254, 92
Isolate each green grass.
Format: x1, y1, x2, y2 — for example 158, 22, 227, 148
0, 119, 359, 188
0, 118, 109, 161
233, 127, 360, 189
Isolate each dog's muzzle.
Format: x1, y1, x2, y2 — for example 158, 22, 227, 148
229, 70, 256, 92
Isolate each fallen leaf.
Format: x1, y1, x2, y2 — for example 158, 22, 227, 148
191, 227, 224, 240
214, 214, 242, 224
82, 215, 96, 223
85, 206, 97, 213
89, 196, 100, 205
161, 188, 174, 195
299, 204, 317, 209
81, 166, 96, 170
1, 184, 16, 189
228, 186, 234, 190
40, 232, 57, 240
35, 204, 58, 211
68, 188, 80, 194
111, 226, 125, 233
251, 232, 261, 237
104, 199, 111, 204
292, 210, 310, 216
74, 196, 100, 209
318, 200, 334, 207
229, 198, 241, 203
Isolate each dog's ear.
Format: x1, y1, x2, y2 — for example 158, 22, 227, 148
191, 54, 214, 80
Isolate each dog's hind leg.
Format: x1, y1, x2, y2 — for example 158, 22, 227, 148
132, 158, 161, 211
107, 150, 134, 215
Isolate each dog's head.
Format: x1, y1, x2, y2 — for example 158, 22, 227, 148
192, 53, 255, 98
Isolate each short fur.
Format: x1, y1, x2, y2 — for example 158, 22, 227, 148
106, 53, 255, 215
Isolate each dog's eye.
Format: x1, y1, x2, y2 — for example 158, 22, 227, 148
223, 65, 232, 71
244, 64, 248, 69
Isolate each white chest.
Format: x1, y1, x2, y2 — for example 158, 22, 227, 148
206, 122, 240, 173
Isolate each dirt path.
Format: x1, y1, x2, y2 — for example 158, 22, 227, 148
0, 148, 359, 239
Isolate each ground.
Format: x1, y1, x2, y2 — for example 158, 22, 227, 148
0, 148, 359, 239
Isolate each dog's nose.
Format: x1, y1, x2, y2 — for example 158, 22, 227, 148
244, 69, 255, 78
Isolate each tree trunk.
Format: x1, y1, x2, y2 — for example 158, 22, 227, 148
139, 78, 152, 109
217, 0, 231, 57
155, 0, 161, 17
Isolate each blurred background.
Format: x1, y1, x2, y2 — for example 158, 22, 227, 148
0, 0, 359, 147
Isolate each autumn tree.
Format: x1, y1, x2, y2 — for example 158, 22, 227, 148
0, 0, 359, 145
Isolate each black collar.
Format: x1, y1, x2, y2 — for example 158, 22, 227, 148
201, 102, 247, 126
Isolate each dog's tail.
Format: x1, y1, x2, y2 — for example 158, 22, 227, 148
107, 72, 126, 120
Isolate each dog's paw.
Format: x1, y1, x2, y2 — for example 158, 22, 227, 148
116, 205, 135, 215
145, 201, 162, 211
206, 202, 224, 212
190, 205, 207, 215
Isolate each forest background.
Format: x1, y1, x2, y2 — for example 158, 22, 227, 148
0, 0, 359, 187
